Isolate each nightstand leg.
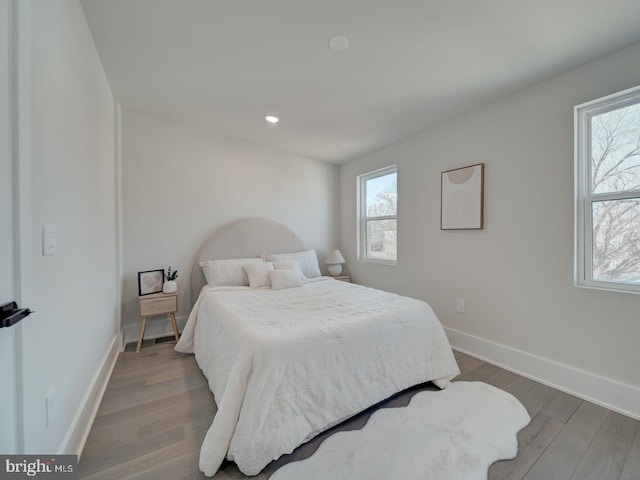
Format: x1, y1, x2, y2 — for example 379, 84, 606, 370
136, 317, 148, 352
170, 312, 180, 342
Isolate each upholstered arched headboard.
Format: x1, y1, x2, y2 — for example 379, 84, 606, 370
190, 218, 307, 304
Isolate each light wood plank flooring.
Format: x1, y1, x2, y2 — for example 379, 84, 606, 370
79, 342, 640, 480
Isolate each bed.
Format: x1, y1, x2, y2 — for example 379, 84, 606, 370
175, 218, 460, 477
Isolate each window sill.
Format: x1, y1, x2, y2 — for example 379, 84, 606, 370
358, 258, 397, 266
574, 280, 640, 295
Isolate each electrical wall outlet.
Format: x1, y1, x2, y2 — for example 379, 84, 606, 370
42, 224, 56, 256
456, 298, 466, 314
45, 389, 55, 429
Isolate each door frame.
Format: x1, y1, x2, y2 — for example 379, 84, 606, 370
4, 0, 33, 454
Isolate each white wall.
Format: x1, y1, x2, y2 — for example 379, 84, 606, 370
340, 41, 640, 417
122, 112, 339, 341
21, 0, 118, 453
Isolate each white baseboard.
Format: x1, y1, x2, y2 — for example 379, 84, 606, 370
123, 315, 187, 345
445, 327, 640, 421
58, 331, 122, 457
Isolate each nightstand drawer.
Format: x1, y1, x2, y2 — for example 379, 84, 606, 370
140, 295, 177, 316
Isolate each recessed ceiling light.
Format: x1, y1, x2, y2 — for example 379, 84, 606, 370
329, 35, 349, 52
265, 115, 279, 125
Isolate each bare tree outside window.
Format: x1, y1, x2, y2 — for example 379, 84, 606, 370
590, 102, 640, 283
367, 183, 397, 217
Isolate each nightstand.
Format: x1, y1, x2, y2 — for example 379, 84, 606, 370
137, 292, 180, 352
335, 275, 351, 283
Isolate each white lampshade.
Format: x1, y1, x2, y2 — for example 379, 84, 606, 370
325, 250, 345, 265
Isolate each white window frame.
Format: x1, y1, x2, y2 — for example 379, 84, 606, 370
357, 165, 397, 265
574, 85, 640, 294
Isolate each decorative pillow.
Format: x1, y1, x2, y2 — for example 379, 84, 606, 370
199, 258, 263, 286
271, 260, 305, 282
262, 249, 321, 278
243, 262, 274, 288
268, 269, 303, 290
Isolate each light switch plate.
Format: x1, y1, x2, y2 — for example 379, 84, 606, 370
42, 224, 56, 256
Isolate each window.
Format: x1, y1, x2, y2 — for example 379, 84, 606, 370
358, 165, 397, 264
575, 85, 640, 293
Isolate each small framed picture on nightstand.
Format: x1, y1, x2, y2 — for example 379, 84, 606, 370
138, 269, 165, 296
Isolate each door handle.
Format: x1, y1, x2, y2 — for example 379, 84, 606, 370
0, 301, 33, 328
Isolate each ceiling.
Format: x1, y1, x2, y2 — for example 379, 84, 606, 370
80, 0, 640, 164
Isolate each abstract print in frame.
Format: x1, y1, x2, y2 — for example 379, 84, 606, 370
441, 163, 484, 230
138, 269, 165, 296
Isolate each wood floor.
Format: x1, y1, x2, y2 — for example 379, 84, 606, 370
79, 341, 640, 480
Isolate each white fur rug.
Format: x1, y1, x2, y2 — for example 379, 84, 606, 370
270, 381, 530, 480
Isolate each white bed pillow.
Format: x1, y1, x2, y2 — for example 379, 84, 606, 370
200, 258, 263, 286
271, 260, 305, 282
268, 269, 303, 290
243, 262, 274, 288
263, 249, 321, 278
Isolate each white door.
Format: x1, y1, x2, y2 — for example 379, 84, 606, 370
0, 0, 20, 454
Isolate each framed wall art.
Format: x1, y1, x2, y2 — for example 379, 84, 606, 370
441, 163, 484, 230
138, 269, 165, 296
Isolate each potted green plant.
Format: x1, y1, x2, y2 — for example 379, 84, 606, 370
163, 267, 178, 294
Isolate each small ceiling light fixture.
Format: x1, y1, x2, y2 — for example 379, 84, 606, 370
265, 115, 279, 125
329, 35, 349, 52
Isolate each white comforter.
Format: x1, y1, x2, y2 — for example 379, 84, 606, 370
175, 278, 460, 477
